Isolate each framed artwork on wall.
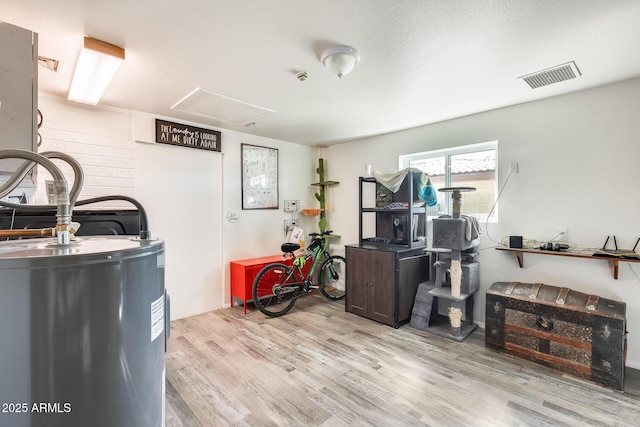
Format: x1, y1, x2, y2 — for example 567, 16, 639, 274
241, 143, 279, 210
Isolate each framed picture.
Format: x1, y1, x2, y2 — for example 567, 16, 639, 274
241, 143, 279, 209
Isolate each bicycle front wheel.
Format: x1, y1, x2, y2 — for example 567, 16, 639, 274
319, 255, 346, 300
252, 263, 300, 317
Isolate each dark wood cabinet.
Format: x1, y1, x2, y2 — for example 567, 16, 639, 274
346, 244, 429, 328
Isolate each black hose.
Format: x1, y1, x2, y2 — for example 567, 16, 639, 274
0, 195, 151, 240
75, 196, 151, 240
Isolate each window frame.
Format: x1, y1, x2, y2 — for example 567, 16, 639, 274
399, 141, 498, 222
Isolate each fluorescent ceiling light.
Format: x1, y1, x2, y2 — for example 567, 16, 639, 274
68, 37, 125, 106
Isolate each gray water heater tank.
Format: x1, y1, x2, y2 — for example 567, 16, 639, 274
0, 236, 166, 427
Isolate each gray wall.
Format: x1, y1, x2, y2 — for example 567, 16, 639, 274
322, 77, 640, 368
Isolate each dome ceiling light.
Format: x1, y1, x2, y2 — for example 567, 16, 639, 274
320, 45, 360, 79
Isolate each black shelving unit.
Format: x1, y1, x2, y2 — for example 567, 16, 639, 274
358, 172, 427, 248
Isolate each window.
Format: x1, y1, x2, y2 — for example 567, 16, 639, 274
399, 141, 497, 221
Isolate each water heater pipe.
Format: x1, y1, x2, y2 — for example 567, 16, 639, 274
0, 151, 84, 206
0, 151, 151, 240
0, 228, 54, 238
0, 149, 71, 245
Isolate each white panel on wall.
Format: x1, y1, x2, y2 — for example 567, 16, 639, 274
135, 139, 223, 320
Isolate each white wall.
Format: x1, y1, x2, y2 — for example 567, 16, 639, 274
35, 78, 640, 366
221, 135, 318, 267
133, 114, 224, 321
323, 77, 640, 368
35, 93, 135, 208
216, 142, 344, 311
134, 112, 318, 317
131, 112, 317, 319
36, 95, 317, 321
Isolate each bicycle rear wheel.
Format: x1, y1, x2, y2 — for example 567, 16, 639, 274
319, 255, 346, 300
252, 263, 300, 317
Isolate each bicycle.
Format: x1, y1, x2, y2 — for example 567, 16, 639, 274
252, 230, 346, 317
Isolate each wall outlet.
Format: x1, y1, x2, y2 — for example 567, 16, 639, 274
556, 227, 568, 242
284, 219, 298, 233
284, 200, 300, 212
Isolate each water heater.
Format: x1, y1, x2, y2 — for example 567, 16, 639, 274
0, 236, 166, 427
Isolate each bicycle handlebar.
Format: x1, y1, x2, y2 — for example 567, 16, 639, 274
309, 230, 333, 238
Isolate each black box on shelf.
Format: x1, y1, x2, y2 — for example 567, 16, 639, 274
509, 235, 523, 248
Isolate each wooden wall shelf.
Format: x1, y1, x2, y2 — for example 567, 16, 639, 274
495, 246, 640, 279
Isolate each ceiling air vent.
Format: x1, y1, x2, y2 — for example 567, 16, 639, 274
519, 61, 581, 89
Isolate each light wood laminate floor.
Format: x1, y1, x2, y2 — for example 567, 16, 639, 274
165, 294, 640, 426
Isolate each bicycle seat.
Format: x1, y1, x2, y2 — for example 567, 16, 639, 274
281, 243, 300, 253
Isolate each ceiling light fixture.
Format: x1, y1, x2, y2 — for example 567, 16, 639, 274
68, 37, 125, 106
320, 45, 360, 79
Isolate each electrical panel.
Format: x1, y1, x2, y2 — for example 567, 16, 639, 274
0, 22, 38, 186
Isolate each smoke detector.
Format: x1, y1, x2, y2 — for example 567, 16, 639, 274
519, 61, 581, 89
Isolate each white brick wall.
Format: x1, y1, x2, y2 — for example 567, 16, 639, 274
33, 94, 135, 209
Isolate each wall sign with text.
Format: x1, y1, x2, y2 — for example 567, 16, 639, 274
155, 119, 221, 152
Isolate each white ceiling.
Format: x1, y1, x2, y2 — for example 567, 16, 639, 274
3, 0, 640, 146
